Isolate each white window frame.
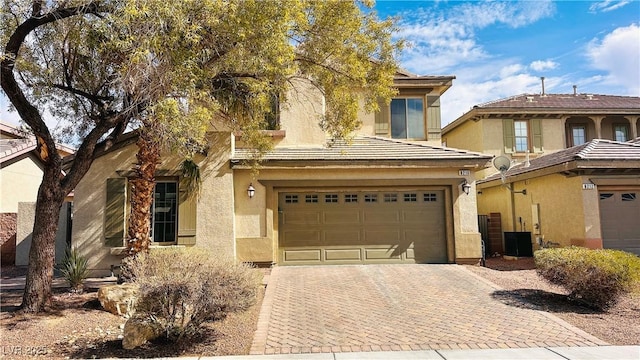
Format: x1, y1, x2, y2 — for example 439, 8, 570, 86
514, 120, 529, 152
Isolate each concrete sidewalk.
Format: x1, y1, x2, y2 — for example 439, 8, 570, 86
0, 275, 117, 291
206, 346, 639, 359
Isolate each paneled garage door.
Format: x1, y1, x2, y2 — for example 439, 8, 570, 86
278, 190, 447, 264
599, 190, 640, 255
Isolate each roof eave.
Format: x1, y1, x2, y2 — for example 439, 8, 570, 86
231, 158, 492, 170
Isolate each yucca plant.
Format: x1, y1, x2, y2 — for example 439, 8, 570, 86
60, 247, 89, 293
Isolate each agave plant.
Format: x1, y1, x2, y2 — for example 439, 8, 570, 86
60, 247, 89, 293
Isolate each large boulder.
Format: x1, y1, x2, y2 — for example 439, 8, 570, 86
122, 313, 164, 349
97, 283, 139, 317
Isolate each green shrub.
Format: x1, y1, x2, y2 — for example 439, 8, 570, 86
60, 246, 90, 293
535, 247, 640, 310
125, 248, 261, 342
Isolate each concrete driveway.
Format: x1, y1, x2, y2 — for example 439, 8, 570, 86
250, 265, 605, 355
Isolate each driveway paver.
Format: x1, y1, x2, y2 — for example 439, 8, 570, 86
250, 265, 606, 355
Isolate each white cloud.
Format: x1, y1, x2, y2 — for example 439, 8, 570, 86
529, 60, 558, 72
587, 24, 640, 95
395, 1, 555, 75
589, 1, 631, 13
439, 60, 555, 125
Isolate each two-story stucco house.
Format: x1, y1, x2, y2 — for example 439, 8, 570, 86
442, 92, 640, 256
0, 122, 75, 265
71, 72, 493, 276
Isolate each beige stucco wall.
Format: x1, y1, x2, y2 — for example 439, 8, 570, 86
277, 79, 327, 147
0, 154, 44, 213
541, 119, 566, 153
15, 202, 69, 266
233, 167, 482, 264
478, 174, 590, 252
72, 132, 235, 276
443, 120, 485, 154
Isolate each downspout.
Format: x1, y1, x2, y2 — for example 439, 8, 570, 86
511, 187, 517, 231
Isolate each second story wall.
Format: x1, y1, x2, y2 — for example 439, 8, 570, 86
276, 78, 327, 147
241, 74, 454, 148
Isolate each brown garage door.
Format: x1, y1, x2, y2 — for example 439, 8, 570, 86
278, 190, 447, 265
599, 190, 640, 255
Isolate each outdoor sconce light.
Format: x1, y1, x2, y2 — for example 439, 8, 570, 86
247, 183, 256, 199
461, 180, 472, 195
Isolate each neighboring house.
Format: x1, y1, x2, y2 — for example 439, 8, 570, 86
442, 92, 640, 256
476, 139, 640, 256
442, 92, 640, 178
0, 122, 74, 266
71, 73, 493, 276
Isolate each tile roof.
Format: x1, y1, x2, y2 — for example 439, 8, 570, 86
0, 138, 37, 163
479, 139, 640, 184
474, 93, 640, 110
233, 136, 492, 162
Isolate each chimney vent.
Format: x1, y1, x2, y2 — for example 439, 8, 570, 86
573, 85, 577, 96
540, 77, 546, 96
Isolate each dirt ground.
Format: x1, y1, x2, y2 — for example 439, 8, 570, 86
1, 259, 638, 359
465, 257, 640, 346
0, 267, 265, 359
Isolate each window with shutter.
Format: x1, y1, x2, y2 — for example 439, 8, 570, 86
503, 119, 515, 153
104, 178, 126, 247
177, 177, 197, 245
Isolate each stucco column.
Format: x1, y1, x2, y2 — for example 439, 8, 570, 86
630, 116, 639, 140
593, 116, 604, 139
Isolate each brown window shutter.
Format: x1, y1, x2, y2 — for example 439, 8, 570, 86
104, 178, 126, 247
177, 178, 197, 245
426, 96, 441, 141
375, 100, 390, 136
502, 119, 515, 154
531, 119, 543, 153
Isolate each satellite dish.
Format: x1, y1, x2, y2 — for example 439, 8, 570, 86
493, 155, 511, 184
493, 155, 511, 172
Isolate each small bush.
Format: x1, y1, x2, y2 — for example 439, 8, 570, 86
535, 247, 640, 310
60, 246, 89, 293
125, 248, 261, 342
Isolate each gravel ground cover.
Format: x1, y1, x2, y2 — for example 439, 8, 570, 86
0, 267, 265, 359
465, 257, 640, 346
1, 258, 638, 359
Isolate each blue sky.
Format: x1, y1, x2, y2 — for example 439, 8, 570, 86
374, 0, 640, 124
1, 0, 639, 128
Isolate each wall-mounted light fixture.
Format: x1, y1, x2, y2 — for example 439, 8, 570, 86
461, 179, 472, 195
247, 183, 256, 199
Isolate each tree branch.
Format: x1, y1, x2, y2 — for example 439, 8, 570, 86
51, 83, 112, 107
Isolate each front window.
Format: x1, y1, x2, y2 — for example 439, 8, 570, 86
514, 120, 528, 152
613, 124, 629, 142
571, 125, 586, 146
390, 98, 424, 139
152, 182, 178, 243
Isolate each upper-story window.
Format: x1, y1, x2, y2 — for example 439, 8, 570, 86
613, 124, 629, 142
570, 125, 587, 146
390, 98, 424, 139
263, 93, 280, 130
503, 119, 543, 154
514, 120, 528, 152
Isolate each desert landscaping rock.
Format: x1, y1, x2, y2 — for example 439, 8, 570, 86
97, 283, 138, 316
122, 313, 164, 349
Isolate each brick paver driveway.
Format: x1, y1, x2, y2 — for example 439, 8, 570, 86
250, 265, 605, 355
